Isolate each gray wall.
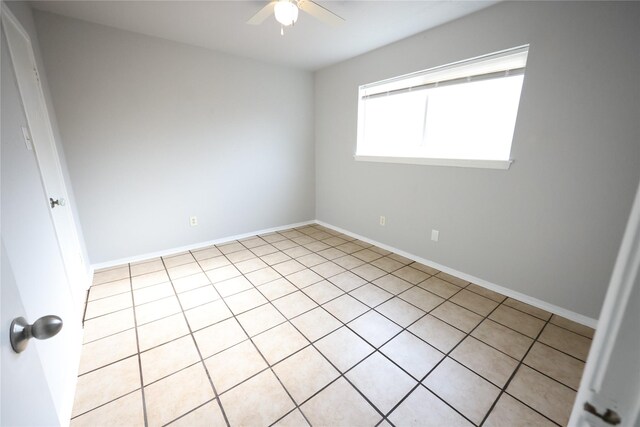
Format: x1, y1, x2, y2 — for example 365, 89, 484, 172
34, 11, 315, 264
315, 1, 640, 320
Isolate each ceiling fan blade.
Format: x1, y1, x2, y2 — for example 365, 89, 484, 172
298, 0, 345, 26
246, 2, 276, 25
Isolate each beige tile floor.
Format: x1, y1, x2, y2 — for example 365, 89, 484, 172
72, 224, 595, 427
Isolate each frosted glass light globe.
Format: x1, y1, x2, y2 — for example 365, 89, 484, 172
274, 1, 299, 26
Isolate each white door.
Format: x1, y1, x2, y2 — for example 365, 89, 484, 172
1, 10, 83, 427
568, 178, 640, 426
1, 4, 89, 314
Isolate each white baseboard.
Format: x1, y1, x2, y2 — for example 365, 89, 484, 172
90, 220, 316, 271
91, 217, 597, 329
315, 220, 599, 329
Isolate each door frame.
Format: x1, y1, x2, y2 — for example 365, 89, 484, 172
569, 178, 640, 426
1, 4, 89, 313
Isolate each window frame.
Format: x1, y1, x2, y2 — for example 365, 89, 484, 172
354, 155, 513, 170
354, 45, 529, 170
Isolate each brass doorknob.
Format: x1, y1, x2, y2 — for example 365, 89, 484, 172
10, 315, 63, 353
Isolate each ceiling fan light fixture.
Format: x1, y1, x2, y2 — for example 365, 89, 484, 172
274, 0, 299, 27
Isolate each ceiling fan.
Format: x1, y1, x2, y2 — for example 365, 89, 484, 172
247, 0, 345, 35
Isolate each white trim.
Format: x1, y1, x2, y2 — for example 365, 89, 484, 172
586, 183, 640, 389
315, 219, 598, 328
91, 216, 597, 328
360, 45, 530, 95
569, 179, 640, 426
91, 220, 316, 271
1, 3, 31, 40
354, 155, 513, 170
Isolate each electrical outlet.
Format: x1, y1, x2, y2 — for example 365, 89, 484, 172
431, 229, 439, 242
190, 216, 198, 227
379, 216, 386, 226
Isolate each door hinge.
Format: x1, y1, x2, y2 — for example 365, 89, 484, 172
21, 126, 33, 150
33, 67, 40, 83
49, 197, 65, 209
584, 402, 622, 425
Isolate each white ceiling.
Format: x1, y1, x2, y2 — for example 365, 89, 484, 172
30, 1, 498, 71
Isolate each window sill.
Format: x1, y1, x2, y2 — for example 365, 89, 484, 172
354, 155, 513, 170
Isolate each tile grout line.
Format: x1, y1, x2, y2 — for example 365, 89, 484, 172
119, 238, 594, 338
76, 288, 570, 422
233, 226, 575, 425
81, 325, 138, 346
423, 294, 566, 426
191, 232, 554, 424
81, 274, 574, 399
478, 314, 558, 427
82, 225, 587, 425
222, 232, 364, 413
239, 233, 436, 424
264, 239, 487, 425
364, 284, 485, 425
90, 264, 593, 339
164, 397, 218, 426
296, 271, 525, 397
90, 260, 555, 367
382, 290, 511, 426
191, 250, 316, 427
70, 388, 145, 421
218, 233, 398, 423
88, 256, 591, 367
157, 256, 232, 427
83, 226, 409, 422
235, 236, 469, 424
128, 263, 149, 427
81, 288, 90, 328
388, 275, 560, 425
161, 252, 581, 339
496, 393, 561, 427
516, 342, 584, 391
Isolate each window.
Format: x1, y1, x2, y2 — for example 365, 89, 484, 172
356, 46, 529, 169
